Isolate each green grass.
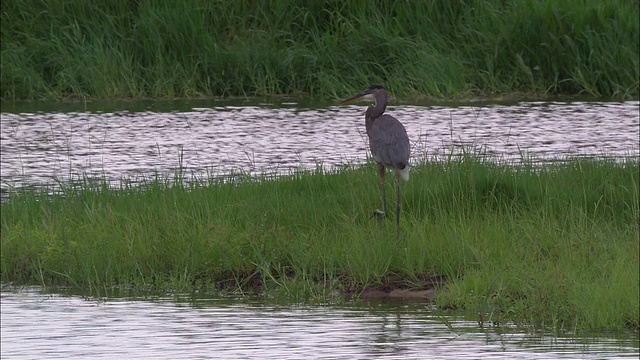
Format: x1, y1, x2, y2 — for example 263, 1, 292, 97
1, 155, 638, 332
1, 0, 638, 101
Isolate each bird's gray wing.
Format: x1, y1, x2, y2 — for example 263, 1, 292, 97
368, 115, 410, 169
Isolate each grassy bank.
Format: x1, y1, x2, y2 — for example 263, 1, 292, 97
1, 0, 638, 101
1, 155, 638, 331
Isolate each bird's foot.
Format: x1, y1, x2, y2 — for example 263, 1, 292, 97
371, 209, 386, 220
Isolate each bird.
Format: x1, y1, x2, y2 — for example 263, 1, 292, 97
339, 85, 410, 233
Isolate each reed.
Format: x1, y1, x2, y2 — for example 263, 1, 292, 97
1, 0, 638, 100
1, 155, 638, 331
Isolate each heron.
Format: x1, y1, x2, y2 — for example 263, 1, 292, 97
339, 85, 410, 233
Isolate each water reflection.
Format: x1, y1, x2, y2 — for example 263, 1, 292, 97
1, 287, 638, 359
1, 101, 638, 192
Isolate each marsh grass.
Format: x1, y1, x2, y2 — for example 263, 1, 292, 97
1, 154, 638, 331
1, 0, 638, 100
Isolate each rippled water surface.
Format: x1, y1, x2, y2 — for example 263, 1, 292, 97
2, 100, 638, 358
1, 100, 638, 192
2, 287, 638, 360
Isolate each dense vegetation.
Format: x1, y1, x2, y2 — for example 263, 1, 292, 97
2, 0, 638, 100
2, 156, 638, 331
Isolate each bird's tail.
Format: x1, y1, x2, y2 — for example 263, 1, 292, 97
398, 166, 410, 181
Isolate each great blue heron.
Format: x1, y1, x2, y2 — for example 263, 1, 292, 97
340, 85, 410, 232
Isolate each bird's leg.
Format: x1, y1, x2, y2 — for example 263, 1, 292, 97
380, 163, 387, 215
373, 163, 386, 219
396, 172, 401, 237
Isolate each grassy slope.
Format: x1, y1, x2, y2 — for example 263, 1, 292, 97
1, 157, 638, 331
1, 0, 638, 100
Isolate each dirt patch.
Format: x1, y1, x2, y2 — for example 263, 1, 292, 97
213, 270, 446, 301
359, 288, 437, 300
340, 273, 445, 301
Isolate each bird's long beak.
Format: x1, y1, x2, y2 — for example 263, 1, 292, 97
339, 89, 373, 105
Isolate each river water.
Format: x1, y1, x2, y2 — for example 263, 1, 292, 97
1, 99, 639, 358
1, 99, 638, 193
1, 286, 638, 360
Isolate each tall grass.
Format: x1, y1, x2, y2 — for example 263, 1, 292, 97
1, 155, 638, 331
1, 0, 638, 100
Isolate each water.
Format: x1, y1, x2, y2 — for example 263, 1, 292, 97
1, 100, 638, 193
1, 100, 639, 358
1, 287, 638, 359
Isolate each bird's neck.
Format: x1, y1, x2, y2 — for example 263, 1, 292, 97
365, 101, 386, 133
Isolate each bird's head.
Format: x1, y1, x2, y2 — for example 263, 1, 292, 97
339, 85, 387, 105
